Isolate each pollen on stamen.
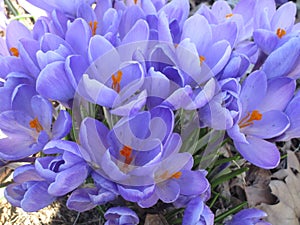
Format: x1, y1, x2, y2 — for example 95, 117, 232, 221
29, 117, 44, 133
171, 171, 182, 179
239, 110, 262, 128
89, 21, 98, 36
226, 13, 233, 19
276, 28, 286, 39
10, 47, 19, 57
111, 70, 123, 93
120, 145, 133, 165
199, 55, 206, 65
134, 0, 138, 4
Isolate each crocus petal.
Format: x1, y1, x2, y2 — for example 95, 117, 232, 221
65, 18, 91, 56
156, 179, 180, 203
258, 77, 295, 112
253, 29, 278, 54
18, 38, 40, 78
118, 185, 155, 202
263, 37, 300, 79
240, 70, 267, 114
67, 187, 97, 212
31, 95, 53, 132
36, 61, 75, 106
178, 170, 209, 195
182, 197, 204, 225
48, 163, 89, 196
270, 2, 296, 32
278, 95, 300, 140
159, 0, 189, 28
79, 117, 109, 164
52, 110, 72, 139
6, 20, 31, 49
77, 74, 118, 107
244, 110, 290, 139
234, 136, 280, 169
181, 14, 212, 52
21, 182, 55, 212
205, 40, 231, 75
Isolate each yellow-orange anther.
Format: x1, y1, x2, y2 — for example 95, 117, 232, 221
89, 21, 98, 36
120, 145, 133, 165
29, 117, 44, 133
112, 70, 123, 93
10, 47, 19, 57
239, 110, 262, 128
134, 0, 138, 4
171, 171, 182, 179
276, 28, 286, 39
226, 13, 233, 19
199, 55, 206, 65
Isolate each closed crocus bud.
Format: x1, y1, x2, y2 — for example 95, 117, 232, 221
225, 208, 271, 225
104, 207, 139, 225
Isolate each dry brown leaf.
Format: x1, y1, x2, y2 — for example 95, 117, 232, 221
258, 151, 300, 225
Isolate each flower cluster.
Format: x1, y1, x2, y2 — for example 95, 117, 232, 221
1, 0, 300, 224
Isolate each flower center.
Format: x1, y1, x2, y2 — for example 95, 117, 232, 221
171, 171, 182, 179
276, 28, 286, 38
120, 145, 133, 165
29, 117, 44, 133
238, 110, 262, 128
199, 55, 206, 65
10, 47, 19, 57
89, 21, 98, 36
226, 13, 233, 19
111, 70, 123, 93
134, 0, 138, 4
158, 171, 182, 182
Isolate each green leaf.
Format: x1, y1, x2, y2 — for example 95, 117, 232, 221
211, 167, 249, 189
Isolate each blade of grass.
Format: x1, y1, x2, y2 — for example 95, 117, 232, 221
211, 167, 249, 189
214, 202, 248, 223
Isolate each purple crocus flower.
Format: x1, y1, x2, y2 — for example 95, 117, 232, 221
104, 207, 139, 225
77, 33, 148, 115
182, 197, 214, 225
253, 1, 297, 55
4, 164, 56, 212
227, 70, 293, 168
225, 208, 271, 225
0, 20, 36, 78
0, 84, 71, 161
35, 140, 90, 196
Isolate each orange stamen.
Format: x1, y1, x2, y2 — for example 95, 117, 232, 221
120, 145, 133, 165
29, 117, 43, 133
10, 47, 19, 57
171, 171, 182, 179
89, 21, 98, 36
276, 28, 286, 39
111, 70, 123, 93
134, 0, 138, 4
239, 110, 262, 128
226, 13, 233, 19
199, 55, 206, 65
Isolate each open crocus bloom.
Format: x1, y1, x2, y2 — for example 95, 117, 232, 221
227, 70, 293, 168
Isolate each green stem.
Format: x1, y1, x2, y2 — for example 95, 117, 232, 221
4, 0, 19, 16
